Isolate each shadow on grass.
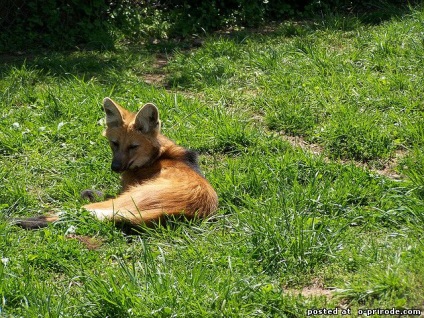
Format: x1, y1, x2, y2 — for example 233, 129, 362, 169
0, 50, 138, 82
0, 2, 419, 82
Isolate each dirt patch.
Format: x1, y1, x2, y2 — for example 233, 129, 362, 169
280, 134, 324, 156
288, 286, 335, 299
371, 149, 406, 180
280, 133, 406, 180
143, 73, 166, 86
284, 277, 337, 299
142, 54, 169, 87
152, 53, 168, 69
66, 234, 103, 250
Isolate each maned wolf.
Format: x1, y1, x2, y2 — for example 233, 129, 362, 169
15, 98, 218, 229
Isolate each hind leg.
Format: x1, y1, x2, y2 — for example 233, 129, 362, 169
83, 198, 145, 223
82, 192, 169, 225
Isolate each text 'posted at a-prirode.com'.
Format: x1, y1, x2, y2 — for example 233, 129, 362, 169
306, 307, 421, 316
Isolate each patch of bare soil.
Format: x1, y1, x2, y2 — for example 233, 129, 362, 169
371, 149, 406, 180
143, 54, 168, 87
292, 286, 335, 298
284, 280, 357, 314
143, 73, 166, 85
284, 277, 337, 300
280, 133, 406, 180
280, 134, 324, 156
152, 53, 168, 69
65, 234, 103, 250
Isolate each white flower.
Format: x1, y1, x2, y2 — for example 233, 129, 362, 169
65, 225, 77, 235
1, 257, 10, 266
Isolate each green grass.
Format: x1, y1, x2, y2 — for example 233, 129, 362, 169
1, 7, 424, 317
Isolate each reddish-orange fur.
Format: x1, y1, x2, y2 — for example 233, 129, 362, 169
15, 98, 218, 229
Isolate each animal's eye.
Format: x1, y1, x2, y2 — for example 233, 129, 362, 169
128, 144, 139, 150
111, 141, 119, 148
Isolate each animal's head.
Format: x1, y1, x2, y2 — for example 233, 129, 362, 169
102, 97, 161, 172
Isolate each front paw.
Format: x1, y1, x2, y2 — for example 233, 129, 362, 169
81, 190, 104, 202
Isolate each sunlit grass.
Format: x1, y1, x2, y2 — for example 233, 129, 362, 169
1, 6, 424, 316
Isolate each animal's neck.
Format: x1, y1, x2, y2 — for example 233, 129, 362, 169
156, 134, 185, 160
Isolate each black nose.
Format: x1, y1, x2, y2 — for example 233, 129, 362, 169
111, 161, 123, 172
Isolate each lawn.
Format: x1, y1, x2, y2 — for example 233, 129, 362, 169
1, 6, 424, 317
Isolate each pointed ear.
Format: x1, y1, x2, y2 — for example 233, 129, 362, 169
103, 97, 125, 128
134, 103, 160, 134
